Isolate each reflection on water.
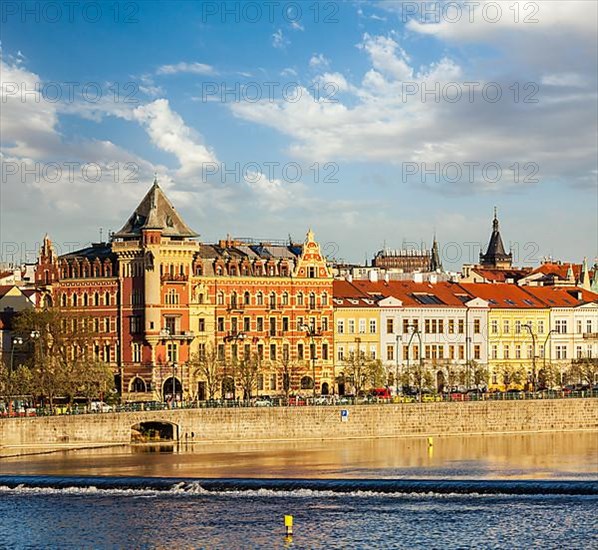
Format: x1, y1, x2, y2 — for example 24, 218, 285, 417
2, 431, 597, 480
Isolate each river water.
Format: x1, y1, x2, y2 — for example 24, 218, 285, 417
1, 432, 597, 549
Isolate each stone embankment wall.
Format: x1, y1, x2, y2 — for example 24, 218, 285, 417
1, 399, 597, 447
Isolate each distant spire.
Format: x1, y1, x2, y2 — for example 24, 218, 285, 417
566, 263, 575, 283
153, 172, 159, 186
480, 207, 512, 269
430, 234, 443, 272
580, 257, 591, 290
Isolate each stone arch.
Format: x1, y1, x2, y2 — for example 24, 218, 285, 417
301, 375, 314, 390
131, 421, 179, 442
163, 377, 183, 400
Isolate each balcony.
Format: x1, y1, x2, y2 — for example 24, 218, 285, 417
159, 330, 195, 341
582, 333, 598, 340
161, 273, 188, 283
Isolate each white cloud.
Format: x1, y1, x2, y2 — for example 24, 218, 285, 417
272, 29, 289, 49
290, 21, 304, 31
156, 62, 216, 76
309, 53, 330, 69
541, 73, 587, 88
132, 99, 218, 177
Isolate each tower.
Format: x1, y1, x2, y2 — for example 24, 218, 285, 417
479, 207, 513, 269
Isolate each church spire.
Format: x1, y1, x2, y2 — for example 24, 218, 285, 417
580, 257, 591, 290
430, 234, 443, 272
479, 207, 513, 269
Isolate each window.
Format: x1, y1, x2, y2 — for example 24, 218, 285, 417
167, 342, 178, 363
386, 318, 394, 334
448, 319, 455, 333
282, 292, 289, 306
83, 293, 89, 307
132, 343, 141, 363
337, 346, 344, 361
503, 345, 510, 359
244, 291, 251, 305
298, 343, 304, 360
308, 266, 316, 278
130, 316, 142, 334
369, 319, 377, 334
491, 320, 498, 334
431, 319, 437, 334
322, 343, 328, 360
270, 344, 277, 360
217, 317, 224, 332
556, 345, 567, 359
527, 345, 533, 359
231, 317, 238, 334
217, 291, 224, 305
244, 343, 250, 358
425, 319, 431, 334
257, 344, 264, 360
297, 292, 304, 306
257, 317, 264, 332
269, 292, 277, 309
358, 319, 366, 334
587, 320, 593, 334
322, 317, 328, 332
322, 292, 328, 306
577, 346, 583, 359
61, 293, 67, 307
309, 292, 316, 309
269, 317, 276, 336
474, 319, 481, 334
72, 294, 78, 307
503, 320, 510, 334
348, 319, 355, 334
370, 346, 376, 359
282, 317, 289, 332
244, 317, 250, 332
198, 343, 206, 359
297, 317, 304, 331
458, 319, 464, 334
105, 292, 110, 306
458, 345, 465, 360
438, 319, 444, 333
555, 320, 567, 334
449, 345, 455, 360
283, 343, 290, 361
270, 373, 277, 391
165, 289, 179, 305
491, 345, 498, 359
403, 345, 409, 361
104, 318, 110, 333
515, 320, 521, 334
537, 320, 544, 334
386, 345, 394, 361
515, 344, 521, 359
230, 292, 237, 308
217, 344, 225, 360
256, 292, 263, 306
403, 319, 410, 334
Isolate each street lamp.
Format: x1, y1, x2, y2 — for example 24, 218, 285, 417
522, 323, 537, 392
406, 324, 424, 402
160, 327, 178, 402
395, 334, 402, 396
301, 323, 319, 398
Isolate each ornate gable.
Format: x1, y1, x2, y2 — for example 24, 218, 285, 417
293, 229, 332, 279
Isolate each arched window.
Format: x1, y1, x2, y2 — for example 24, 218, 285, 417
309, 292, 316, 309
322, 292, 328, 306
282, 292, 289, 306
301, 376, 314, 390
94, 292, 100, 306
72, 294, 78, 307
269, 292, 277, 309
217, 291, 224, 305
244, 291, 251, 305
130, 377, 146, 393
61, 293, 67, 307
83, 293, 89, 307
105, 292, 110, 306
297, 292, 304, 306
230, 291, 237, 308
256, 292, 264, 306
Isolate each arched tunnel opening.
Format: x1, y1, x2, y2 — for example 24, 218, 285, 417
131, 422, 178, 443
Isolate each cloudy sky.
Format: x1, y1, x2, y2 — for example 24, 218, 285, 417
1, 0, 596, 269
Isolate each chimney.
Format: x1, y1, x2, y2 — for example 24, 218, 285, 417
384, 272, 390, 283
369, 270, 379, 283
429, 274, 437, 284
413, 272, 423, 283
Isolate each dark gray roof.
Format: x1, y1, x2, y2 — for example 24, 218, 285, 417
113, 180, 198, 239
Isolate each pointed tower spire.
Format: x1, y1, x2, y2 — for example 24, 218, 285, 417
480, 207, 512, 269
591, 267, 598, 293
566, 263, 575, 284
580, 257, 591, 290
430, 234, 443, 272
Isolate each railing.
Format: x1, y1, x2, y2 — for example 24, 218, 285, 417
1, 390, 597, 418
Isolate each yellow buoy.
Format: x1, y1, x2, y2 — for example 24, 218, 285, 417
284, 514, 294, 537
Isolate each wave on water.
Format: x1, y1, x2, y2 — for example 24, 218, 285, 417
0, 476, 597, 499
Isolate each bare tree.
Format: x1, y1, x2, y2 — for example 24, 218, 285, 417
501, 364, 525, 390
569, 358, 598, 387
343, 352, 384, 395
237, 353, 260, 401
190, 346, 222, 400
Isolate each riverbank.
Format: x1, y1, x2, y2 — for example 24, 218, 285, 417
1, 399, 597, 449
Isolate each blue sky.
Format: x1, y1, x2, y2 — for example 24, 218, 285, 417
1, 1, 597, 269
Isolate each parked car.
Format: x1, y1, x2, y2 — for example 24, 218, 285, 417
314, 395, 333, 405
288, 395, 307, 406
90, 401, 113, 413
253, 396, 273, 407
371, 388, 392, 400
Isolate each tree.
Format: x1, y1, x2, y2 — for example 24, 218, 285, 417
276, 357, 302, 400
501, 364, 525, 390
12, 307, 111, 405
537, 362, 559, 390
569, 358, 598, 387
237, 353, 260, 401
343, 352, 384, 395
190, 346, 222, 400
470, 361, 489, 389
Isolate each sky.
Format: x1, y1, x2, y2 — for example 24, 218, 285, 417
1, 0, 597, 270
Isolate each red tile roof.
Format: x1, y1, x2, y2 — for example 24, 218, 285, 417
521, 286, 598, 307
457, 283, 545, 308
470, 267, 531, 282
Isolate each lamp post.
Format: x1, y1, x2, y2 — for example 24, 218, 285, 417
160, 327, 176, 402
542, 329, 557, 387
522, 324, 537, 392
406, 324, 424, 402
301, 324, 319, 398
395, 334, 402, 396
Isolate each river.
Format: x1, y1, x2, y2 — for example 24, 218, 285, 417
1, 432, 597, 548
